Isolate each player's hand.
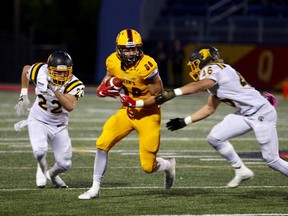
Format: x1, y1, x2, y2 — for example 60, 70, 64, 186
155, 90, 176, 105
48, 82, 60, 92
263, 91, 278, 107
166, 118, 187, 131
119, 94, 136, 108
96, 82, 119, 98
15, 93, 30, 116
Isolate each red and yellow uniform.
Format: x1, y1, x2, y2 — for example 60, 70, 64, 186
96, 52, 161, 173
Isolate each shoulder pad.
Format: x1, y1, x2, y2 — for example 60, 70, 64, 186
28, 63, 46, 85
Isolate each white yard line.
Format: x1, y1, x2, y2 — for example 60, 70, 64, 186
1, 185, 288, 192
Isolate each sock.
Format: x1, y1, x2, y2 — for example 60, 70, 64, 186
93, 149, 108, 182
155, 157, 171, 172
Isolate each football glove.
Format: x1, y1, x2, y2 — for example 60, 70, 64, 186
96, 82, 119, 98
15, 92, 30, 116
166, 118, 187, 131
47, 82, 61, 92
263, 91, 278, 107
155, 90, 176, 105
14, 119, 29, 132
119, 94, 136, 108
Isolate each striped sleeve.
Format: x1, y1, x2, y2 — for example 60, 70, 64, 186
64, 79, 84, 94
29, 63, 45, 85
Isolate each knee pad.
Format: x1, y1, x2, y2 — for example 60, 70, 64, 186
141, 162, 155, 174
33, 150, 46, 161
207, 134, 222, 149
58, 159, 72, 171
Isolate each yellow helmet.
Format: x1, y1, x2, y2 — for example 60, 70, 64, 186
116, 29, 143, 65
47, 51, 73, 86
187, 45, 220, 81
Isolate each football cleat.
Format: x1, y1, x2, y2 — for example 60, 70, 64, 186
164, 158, 176, 189
78, 188, 100, 200
46, 170, 68, 188
227, 165, 254, 188
36, 163, 47, 188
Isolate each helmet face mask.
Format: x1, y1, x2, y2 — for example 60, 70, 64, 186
188, 45, 220, 81
48, 66, 72, 86
47, 51, 73, 86
188, 59, 201, 81
116, 29, 143, 66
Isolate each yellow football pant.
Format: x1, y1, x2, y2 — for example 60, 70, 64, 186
96, 106, 161, 173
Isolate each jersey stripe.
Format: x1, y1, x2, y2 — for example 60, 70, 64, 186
64, 80, 83, 93
146, 68, 159, 80
30, 63, 44, 84
216, 63, 226, 69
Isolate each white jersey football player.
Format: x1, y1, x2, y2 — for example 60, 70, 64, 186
153, 45, 287, 188
14, 51, 85, 188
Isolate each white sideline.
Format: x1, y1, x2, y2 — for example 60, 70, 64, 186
1, 185, 288, 191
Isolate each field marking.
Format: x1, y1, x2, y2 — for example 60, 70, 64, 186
1, 185, 288, 192
2, 137, 288, 142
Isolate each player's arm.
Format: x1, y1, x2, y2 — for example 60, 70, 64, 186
15, 65, 31, 116
166, 95, 221, 131
190, 94, 220, 123
155, 78, 216, 105
97, 71, 112, 92
96, 71, 119, 98
119, 72, 163, 108
53, 91, 78, 112
142, 73, 163, 106
21, 65, 31, 89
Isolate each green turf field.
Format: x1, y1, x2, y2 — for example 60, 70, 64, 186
1, 90, 288, 216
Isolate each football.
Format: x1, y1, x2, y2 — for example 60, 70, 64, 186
105, 77, 122, 90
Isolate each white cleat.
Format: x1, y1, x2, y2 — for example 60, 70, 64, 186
78, 188, 99, 200
227, 165, 254, 188
36, 164, 47, 188
165, 158, 176, 189
46, 170, 68, 188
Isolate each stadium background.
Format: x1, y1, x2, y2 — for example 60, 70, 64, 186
1, 0, 288, 90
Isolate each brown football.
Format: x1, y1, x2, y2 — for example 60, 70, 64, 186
105, 77, 122, 90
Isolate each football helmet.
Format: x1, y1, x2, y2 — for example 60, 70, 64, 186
187, 45, 220, 81
47, 51, 73, 86
116, 29, 143, 66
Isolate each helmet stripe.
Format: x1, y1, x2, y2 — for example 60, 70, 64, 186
126, 29, 133, 42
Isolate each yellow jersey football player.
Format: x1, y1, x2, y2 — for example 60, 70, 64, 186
78, 29, 176, 199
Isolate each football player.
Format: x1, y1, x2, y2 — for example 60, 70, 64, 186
129, 45, 286, 188
15, 51, 85, 188
78, 29, 176, 199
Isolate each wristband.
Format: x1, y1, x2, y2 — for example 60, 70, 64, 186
20, 88, 28, 95
135, 100, 144, 108
184, 116, 192, 125
174, 88, 183, 96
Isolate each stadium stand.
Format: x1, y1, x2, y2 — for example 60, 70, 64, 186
146, 0, 288, 44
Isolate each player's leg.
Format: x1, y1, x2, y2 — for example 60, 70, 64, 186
207, 114, 254, 187
48, 127, 72, 188
28, 120, 49, 188
137, 108, 176, 189
79, 109, 133, 199
78, 148, 107, 199
253, 109, 288, 176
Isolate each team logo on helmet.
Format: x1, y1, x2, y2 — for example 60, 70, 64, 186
199, 49, 212, 60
